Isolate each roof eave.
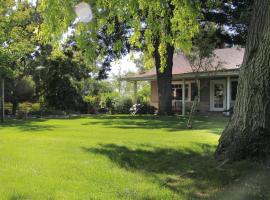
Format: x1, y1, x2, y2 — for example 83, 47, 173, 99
173, 69, 240, 80
122, 69, 240, 82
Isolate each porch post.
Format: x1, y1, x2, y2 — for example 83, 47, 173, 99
182, 79, 186, 116
226, 76, 231, 116
133, 81, 138, 104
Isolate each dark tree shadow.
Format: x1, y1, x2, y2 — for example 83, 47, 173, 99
8, 194, 29, 200
82, 115, 227, 135
0, 119, 56, 132
82, 143, 270, 199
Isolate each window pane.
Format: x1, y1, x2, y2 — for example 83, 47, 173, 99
191, 83, 198, 101
214, 83, 224, 108
231, 81, 238, 101
185, 84, 189, 99
176, 89, 182, 100
172, 84, 190, 100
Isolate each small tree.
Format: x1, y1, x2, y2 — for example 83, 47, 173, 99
0, 1, 38, 121
185, 24, 224, 127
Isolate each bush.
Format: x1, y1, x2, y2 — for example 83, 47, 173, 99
99, 93, 134, 114
115, 98, 133, 114
4, 102, 12, 115
83, 96, 99, 114
98, 92, 155, 115
135, 102, 157, 115
36, 108, 66, 116
99, 92, 119, 114
18, 102, 32, 115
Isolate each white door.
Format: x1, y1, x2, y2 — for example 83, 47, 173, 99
211, 80, 226, 111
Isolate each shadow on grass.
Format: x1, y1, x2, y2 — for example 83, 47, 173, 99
82, 115, 228, 135
8, 194, 30, 200
83, 143, 270, 200
0, 119, 56, 132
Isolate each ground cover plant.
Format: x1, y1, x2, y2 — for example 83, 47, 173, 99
0, 115, 269, 200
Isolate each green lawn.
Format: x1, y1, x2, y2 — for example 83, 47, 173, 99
0, 115, 269, 200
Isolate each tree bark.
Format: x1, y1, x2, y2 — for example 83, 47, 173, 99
154, 42, 174, 115
215, 0, 270, 161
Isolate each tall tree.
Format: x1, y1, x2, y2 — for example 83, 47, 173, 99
30, 43, 92, 112
0, 1, 39, 121
215, 0, 270, 161
38, 0, 199, 115
201, 0, 253, 46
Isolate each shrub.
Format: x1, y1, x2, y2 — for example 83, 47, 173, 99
99, 92, 119, 114
83, 96, 99, 114
136, 102, 157, 115
115, 97, 133, 114
39, 108, 66, 116
31, 103, 41, 112
18, 102, 32, 115
4, 102, 12, 115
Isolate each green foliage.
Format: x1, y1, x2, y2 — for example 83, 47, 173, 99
81, 79, 113, 97
38, 0, 200, 71
83, 95, 99, 114
18, 102, 34, 114
83, 96, 98, 105
99, 93, 135, 114
137, 102, 157, 115
201, 0, 253, 46
138, 84, 150, 103
38, 0, 76, 44
0, 1, 38, 78
114, 97, 134, 114
100, 92, 119, 113
187, 23, 222, 72
4, 102, 13, 115
30, 44, 92, 113
5, 76, 36, 103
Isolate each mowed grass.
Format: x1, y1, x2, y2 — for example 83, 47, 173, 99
0, 115, 269, 200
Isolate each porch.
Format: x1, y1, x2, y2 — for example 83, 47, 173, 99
149, 76, 238, 115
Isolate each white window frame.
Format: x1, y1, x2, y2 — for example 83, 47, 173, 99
210, 80, 227, 112
172, 80, 199, 102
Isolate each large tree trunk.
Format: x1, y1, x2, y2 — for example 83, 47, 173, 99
215, 0, 270, 161
154, 42, 174, 115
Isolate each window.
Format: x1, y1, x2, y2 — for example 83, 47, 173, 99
191, 83, 198, 101
175, 88, 182, 100
185, 84, 189, 100
172, 84, 189, 100
231, 81, 238, 101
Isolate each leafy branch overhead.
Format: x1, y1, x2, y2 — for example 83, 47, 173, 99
38, 0, 200, 71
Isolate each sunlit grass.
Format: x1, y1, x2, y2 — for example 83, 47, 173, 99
0, 115, 268, 200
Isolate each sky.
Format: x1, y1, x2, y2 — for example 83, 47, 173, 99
110, 54, 139, 78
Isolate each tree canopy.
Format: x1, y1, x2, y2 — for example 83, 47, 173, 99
0, 1, 39, 78
38, 0, 199, 70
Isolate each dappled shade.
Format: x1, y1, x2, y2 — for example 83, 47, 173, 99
82, 115, 225, 134
84, 143, 270, 199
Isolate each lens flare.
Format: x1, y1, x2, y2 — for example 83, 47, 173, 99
74, 2, 93, 23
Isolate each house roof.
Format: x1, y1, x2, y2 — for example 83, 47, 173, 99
124, 47, 244, 81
